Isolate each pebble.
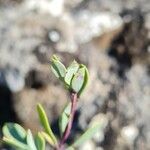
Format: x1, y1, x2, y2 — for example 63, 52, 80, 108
121, 125, 139, 145
4, 68, 25, 92
79, 140, 95, 150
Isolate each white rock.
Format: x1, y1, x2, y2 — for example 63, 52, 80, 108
48, 30, 60, 43
5, 69, 25, 92
79, 140, 95, 150
53, 14, 77, 53
24, 0, 64, 16
121, 125, 139, 145
75, 11, 123, 43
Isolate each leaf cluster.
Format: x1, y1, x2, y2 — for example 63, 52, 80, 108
2, 55, 103, 150
51, 55, 89, 96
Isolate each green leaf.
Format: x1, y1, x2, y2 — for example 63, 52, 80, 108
51, 55, 66, 79
71, 64, 89, 96
59, 103, 71, 135
37, 104, 57, 145
71, 123, 102, 148
71, 65, 85, 94
35, 133, 45, 150
66, 146, 75, 150
41, 132, 55, 147
3, 137, 28, 150
65, 60, 79, 86
26, 130, 37, 150
78, 65, 89, 96
2, 123, 27, 143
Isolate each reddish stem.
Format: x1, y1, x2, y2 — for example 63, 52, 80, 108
58, 92, 77, 150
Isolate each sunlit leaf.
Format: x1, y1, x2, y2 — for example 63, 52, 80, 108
70, 64, 89, 96
2, 123, 27, 143
37, 104, 58, 146
35, 133, 45, 150
65, 60, 79, 86
50, 55, 89, 96
27, 130, 37, 150
71, 123, 102, 148
3, 137, 28, 150
71, 65, 85, 94
51, 55, 66, 79
59, 103, 71, 135
78, 65, 89, 96
41, 132, 55, 147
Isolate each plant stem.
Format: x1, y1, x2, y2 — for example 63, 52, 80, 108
58, 92, 77, 150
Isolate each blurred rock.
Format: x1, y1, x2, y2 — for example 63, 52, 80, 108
79, 140, 96, 150
24, 0, 64, 17
13, 85, 68, 131
4, 68, 25, 92
0, 0, 150, 150
121, 125, 139, 145
117, 64, 150, 149
51, 14, 77, 53
65, 0, 84, 8
74, 11, 123, 43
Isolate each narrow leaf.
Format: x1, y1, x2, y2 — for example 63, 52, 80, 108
37, 104, 57, 145
59, 103, 71, 135
35, 133, 45, 150
65, 60, 79, 85
26, 130, 37, 150
72, 123, 102, 147
41, 132, 55, 147
3, 137, 28, 150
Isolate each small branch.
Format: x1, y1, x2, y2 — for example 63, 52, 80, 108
58, 92, 78, 150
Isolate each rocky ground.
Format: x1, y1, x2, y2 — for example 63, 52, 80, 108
0, 0, 150, 150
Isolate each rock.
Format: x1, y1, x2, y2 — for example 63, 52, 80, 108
74, 11, 123, 43
4, 68, 25, 92
65, 0, 84, 8
24, 0, 64, 17
79, 140, 96, 150
33, 45, 54, 64
117, 64, 150, 149
75, 0, 150, 14
145, 13, 150, 38
48, 30, 61, 43
51, 14, 77, 53
121, 125, 139, 145
0, 0, 150, 150
13, 85, 68, 131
